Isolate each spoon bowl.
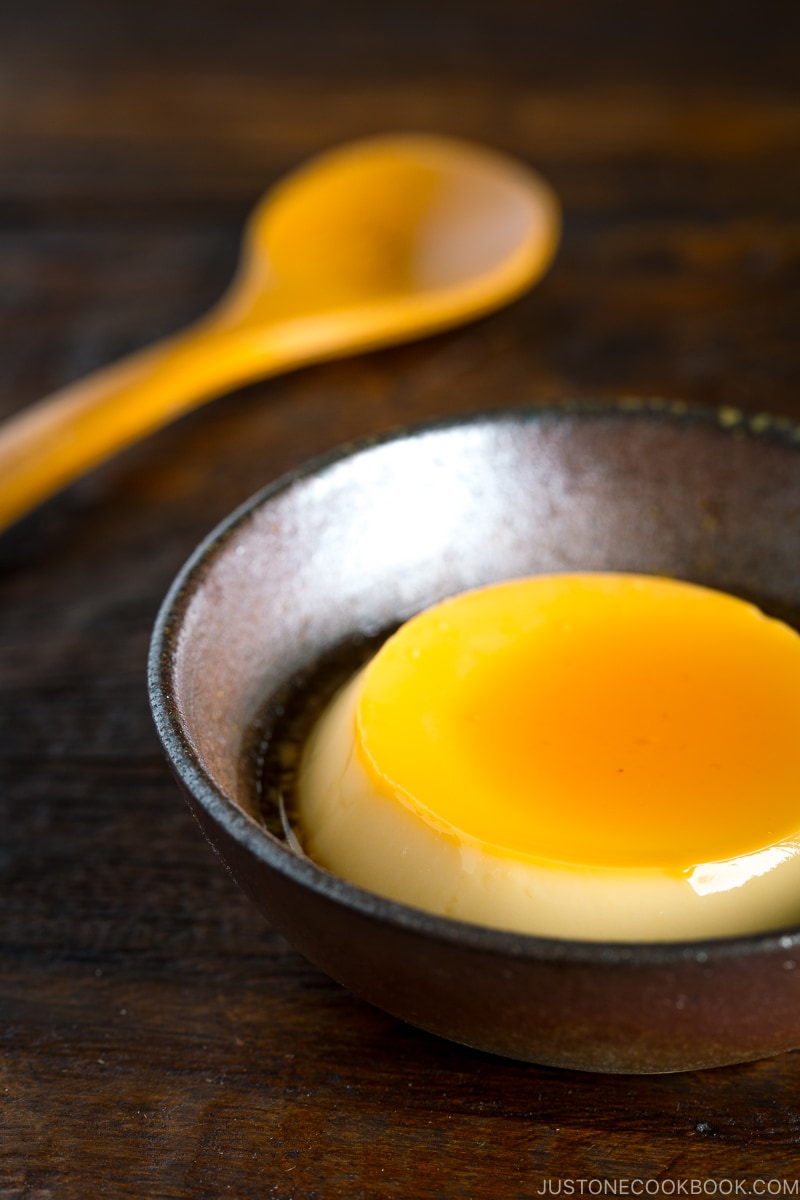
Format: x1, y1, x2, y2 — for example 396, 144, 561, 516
0, 134, 559, 532
227, 135, 558, 335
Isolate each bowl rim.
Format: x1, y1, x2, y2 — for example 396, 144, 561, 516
148, 398, 800, 969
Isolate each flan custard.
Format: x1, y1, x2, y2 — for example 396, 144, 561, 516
295, 574, 800, 941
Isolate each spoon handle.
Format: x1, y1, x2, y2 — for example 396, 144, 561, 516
0, 321, 293, 533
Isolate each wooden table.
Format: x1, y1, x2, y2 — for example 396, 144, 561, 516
3, 1, 800, 1193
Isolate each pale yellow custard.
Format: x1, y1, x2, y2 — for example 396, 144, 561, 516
296, 574, 800, 941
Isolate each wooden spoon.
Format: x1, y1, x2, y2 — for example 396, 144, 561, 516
0, 133, 559, 531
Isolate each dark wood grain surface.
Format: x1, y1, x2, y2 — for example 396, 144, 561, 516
3, 2, 800, 1194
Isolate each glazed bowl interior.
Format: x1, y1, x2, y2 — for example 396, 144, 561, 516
149, 403, 800, 1073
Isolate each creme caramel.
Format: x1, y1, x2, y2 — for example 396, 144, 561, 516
296, 574, 800, 941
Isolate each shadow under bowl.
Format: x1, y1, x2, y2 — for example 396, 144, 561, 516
148, 401, 800, 1073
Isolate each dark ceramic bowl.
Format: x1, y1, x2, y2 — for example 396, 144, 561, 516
149, 402, 800, 1073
